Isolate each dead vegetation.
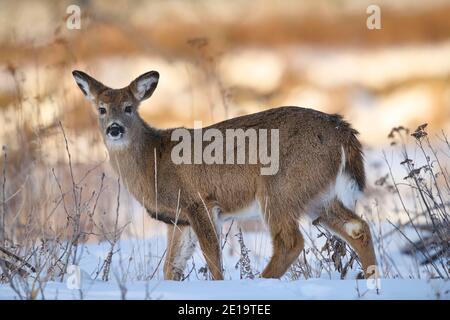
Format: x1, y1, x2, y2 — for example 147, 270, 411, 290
384, 124, 449, 278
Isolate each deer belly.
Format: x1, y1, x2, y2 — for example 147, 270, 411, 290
218, 200, 261, 222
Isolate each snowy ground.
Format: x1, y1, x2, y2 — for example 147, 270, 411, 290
0, 222, 448, 300
1, 278, 447, 300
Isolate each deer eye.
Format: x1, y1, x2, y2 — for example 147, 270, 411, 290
98, 107, 106, 115
124, 106, 133, 114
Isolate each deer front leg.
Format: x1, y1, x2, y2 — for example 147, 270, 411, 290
186, 202, 224, 280
164, 224, 197, 280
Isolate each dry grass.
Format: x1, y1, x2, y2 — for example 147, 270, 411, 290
383, 125, 449, 278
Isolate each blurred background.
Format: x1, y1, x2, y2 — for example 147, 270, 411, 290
0, 0, 450, 241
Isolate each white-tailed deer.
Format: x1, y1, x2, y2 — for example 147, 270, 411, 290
72, 70, 376, 280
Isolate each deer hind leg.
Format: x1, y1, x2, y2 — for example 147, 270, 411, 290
164, 224, 197, 280
186, 202, 224, 280
261, 207, 304, 278
314, 199, 377, 278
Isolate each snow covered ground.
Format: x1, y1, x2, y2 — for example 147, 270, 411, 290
1, 277, 447, 300
0, 222, 448, 300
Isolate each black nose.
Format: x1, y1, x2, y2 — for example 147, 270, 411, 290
106, 123, 125, 137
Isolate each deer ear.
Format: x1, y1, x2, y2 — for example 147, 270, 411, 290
129, 71, 159, 101
72, 70, 106, 103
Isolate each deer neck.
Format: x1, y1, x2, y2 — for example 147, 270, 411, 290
106, 118, 161, 205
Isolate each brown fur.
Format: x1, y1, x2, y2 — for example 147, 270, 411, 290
313, 200, 376, 278
72, 70, 377, 280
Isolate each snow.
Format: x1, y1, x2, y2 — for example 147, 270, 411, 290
0, 222, 448, 300
1, 278, 447, 300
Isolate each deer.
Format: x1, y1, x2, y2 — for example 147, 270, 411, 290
72, 69, 377, 281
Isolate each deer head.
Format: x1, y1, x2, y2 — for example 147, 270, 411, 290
72, 70, 159, 149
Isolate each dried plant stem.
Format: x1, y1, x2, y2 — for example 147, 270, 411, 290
102, 177, 121, 281
1, 146, 7, 246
